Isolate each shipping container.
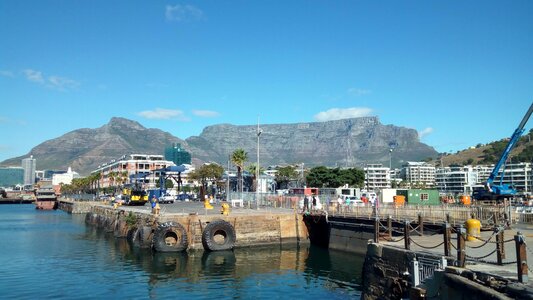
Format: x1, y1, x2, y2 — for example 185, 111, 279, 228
397, 189, 440, 205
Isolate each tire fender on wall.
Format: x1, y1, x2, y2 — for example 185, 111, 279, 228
152, 221, 188, 252
201, 220, 236, 251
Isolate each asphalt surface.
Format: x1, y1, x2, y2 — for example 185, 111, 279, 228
117, 200, 297, 216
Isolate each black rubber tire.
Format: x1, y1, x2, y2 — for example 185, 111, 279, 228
152, 222, 188, 252
201, 220, 236, 251
201, 250, 236, 274
126, 227, 138, 244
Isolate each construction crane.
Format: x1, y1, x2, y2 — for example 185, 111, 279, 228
473, 102, 533, 201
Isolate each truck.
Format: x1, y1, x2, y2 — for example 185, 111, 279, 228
472, 102, 533, 201
122, 183, 148, 206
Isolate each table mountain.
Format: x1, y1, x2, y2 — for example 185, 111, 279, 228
186, 116, 437, 169
1, 116, 438, 175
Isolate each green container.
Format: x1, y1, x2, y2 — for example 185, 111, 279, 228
397, 189, 440, 205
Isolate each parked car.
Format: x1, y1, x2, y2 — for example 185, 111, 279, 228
344, 196, 365, 207
159, 193, 176, 204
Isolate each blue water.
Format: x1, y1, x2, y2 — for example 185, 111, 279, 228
0, 205, 363, 299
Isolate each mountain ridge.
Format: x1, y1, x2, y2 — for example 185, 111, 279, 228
1, 117, 439, 175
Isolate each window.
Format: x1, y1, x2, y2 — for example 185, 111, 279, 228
421, 193, 429, 201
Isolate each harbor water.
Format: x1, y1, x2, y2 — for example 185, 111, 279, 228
0, 205, 364, 299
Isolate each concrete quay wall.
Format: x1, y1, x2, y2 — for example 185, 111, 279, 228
361, 243, 533, 300
84, 205, 309, 250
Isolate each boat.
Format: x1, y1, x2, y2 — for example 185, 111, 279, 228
34, 187, 58, 210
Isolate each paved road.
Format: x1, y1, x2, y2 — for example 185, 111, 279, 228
117, 200, 297, 216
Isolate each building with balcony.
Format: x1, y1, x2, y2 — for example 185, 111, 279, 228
401, 161, 435, 188
364, 164, 391, 190
93, 154, 176, 189
435, 166, 479, 194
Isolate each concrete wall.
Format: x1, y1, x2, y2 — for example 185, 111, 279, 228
84, 205, 309, 251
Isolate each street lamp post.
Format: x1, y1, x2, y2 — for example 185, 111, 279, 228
256, 116, 262, 210
389, 148, 393, 169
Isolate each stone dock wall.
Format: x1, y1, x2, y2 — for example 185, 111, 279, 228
78, 203, 309, 250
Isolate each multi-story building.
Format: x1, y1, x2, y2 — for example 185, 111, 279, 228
93, 154, 176, 189
21, 155, 36, 186
401, 161, 435, 188
364, 164, 391, 190
435, 166, 479, 194
0, 167, 24, 187
164, 143, 192, 165
52, 167, 81, 186
475, 163, 532, 194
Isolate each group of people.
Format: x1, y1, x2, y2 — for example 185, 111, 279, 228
302, 194, 322, 212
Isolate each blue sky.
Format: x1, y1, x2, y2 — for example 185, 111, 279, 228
1, 1, 532, 162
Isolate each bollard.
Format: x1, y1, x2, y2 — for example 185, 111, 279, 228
496, 226, 505, 265
387, 215, 392, 240
404, 220, 411, 250
457, 225, 466, 268
446, 213, 451, 224
443, 222, 451, 257
418, 213, 424, 236
515, 232, 528, 283
374, 217, 380, 243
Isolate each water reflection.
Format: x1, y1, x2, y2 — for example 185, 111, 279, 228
84, 225, 363, 298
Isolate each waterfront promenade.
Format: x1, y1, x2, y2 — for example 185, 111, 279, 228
381, 223, 533, 281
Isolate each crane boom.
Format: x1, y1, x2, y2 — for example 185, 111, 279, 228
479, 102, 533, 200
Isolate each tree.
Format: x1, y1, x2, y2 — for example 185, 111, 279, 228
275, 166, 298, 189
189, 163, 225, 199
246, 163, 265, 192
231, 148, 248, 193
305, 166, 365, 188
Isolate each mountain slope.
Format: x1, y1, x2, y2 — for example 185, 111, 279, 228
1, 118, 186, 175
1, 116, 439, 175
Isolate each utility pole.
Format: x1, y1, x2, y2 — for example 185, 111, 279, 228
256, 116, 262, 209
226, 155, 230, 202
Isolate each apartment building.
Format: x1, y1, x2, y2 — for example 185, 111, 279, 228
435, 166, 479, 194
93, 154, 175, 188
364, 164, 391, 190
401, 161, 435, 188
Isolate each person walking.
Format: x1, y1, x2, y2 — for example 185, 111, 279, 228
303, 195, 309, 213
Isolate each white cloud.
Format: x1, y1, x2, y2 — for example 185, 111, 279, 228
22, 69, 79, 91
138, 108, 190, 121
23, 69, 45, 83
165, 4, 205, 22
418, 127, 434, 139
192, 110, 220, 118
48, 76, 80, 91
314, 107, 373, 122
347, 87, 371, 97
0, 70, 14, 78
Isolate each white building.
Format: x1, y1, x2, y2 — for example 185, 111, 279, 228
475, 163, 532, 194
52, 167, 81, 186
435, 166, 478, 195
21, 155, 36, 186
401, 161, 435, 188
93, 154, 176, 189
364, 164, 391, 190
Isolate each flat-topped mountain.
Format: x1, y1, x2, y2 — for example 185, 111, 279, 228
1, 116, 438, 175
186, 117, 437, 168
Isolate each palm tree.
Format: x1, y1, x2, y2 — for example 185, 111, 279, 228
231, 148, 248, 193
246, 163, 265, 192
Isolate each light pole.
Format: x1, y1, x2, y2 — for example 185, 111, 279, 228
256, 116, 262, 209
389, 148, 393, 169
